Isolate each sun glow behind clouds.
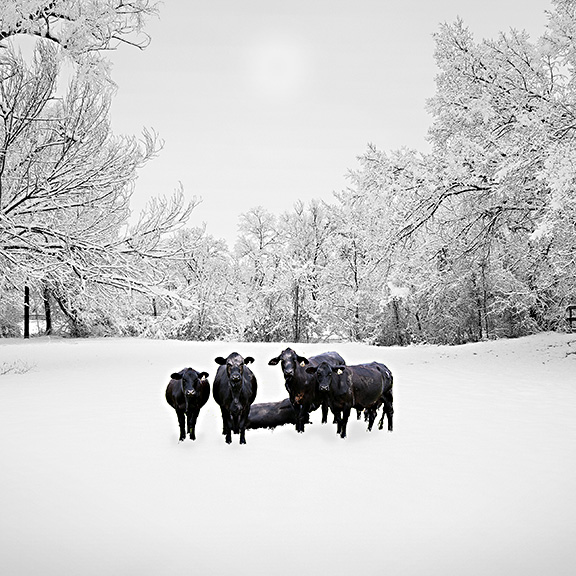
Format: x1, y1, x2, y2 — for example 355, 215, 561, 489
244, 35, 312, 100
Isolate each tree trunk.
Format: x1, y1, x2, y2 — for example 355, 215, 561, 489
24, 286, 30, 339
54, 293, 86, 337
43, 285, 53, 335
293, 283, 300, 342
392, 298, 403, 345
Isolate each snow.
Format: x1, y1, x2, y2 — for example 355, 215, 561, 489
1, 333, 575, 576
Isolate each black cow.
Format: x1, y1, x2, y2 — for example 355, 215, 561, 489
306, 361, 393, 438
268, 348, 345, 433
165, 368, 210, 442
247, 398, 310, 430
213, 352, 258, 444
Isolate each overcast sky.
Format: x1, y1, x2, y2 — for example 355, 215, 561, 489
108, 0, 552, 246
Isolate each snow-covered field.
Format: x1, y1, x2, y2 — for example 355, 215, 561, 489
1, 333, 575, 576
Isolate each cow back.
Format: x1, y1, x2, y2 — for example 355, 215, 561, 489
370, 362, 393, 394
348, 364, 385, 408
247, 398, 305, 429
309, 351, 346, 368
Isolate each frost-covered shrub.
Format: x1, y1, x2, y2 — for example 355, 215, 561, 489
0, 299, 22, 338
0, 321, 21, 338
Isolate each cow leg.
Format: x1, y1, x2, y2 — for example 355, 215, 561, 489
340, 407, 351, 438
296, 405, 305, 433
176, 409, 186, 442
379, 396, 394, 432
356, 408, 362, 420
386, 403, 394, 432
321, 402, 329, 424
221, 408, 232, 444
300, 405, 309, 433
224, 413, 232, 443
239, 412, 248, 444
334, 411, 342, 435
188, 411, 198, 441
367, 408, 377, 431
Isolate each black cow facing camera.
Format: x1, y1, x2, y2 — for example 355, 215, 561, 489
306, 361, 393, 438
166, 368, 210, 442
213, 352, 257, 444
268, 348, 346, 433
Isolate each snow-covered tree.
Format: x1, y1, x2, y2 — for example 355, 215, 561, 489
278, 199, 335, 341
0, 41, 193, 335
0, 0, 158, 57
235, 206, 289, 341
338, 3, 576, 343
0, 1, 202, 337
148, 227, 238, 341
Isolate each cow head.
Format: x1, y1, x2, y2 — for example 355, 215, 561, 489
305, 361, 330, 393
306, 363, 345, 394
215, 352, 254, 390
268, 348, 309, 381
171, 368, 209, 407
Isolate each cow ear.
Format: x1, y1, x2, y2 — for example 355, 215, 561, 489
268, 357, 280, 365
215, 357, 226, 365
297, 356, 309, 366
305, 366, 317, 374
199, 372, 209, 380
244, 356, 255, 365
171, 372, 183, 380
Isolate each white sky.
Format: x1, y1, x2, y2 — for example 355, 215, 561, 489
109, 0, 552, 246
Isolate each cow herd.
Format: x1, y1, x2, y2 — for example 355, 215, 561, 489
165, 347, 394, 444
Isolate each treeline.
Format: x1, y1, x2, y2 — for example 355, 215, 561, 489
1, 1, 575, 345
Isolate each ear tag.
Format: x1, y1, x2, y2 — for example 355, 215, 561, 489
336, 368, 343, 375
200, 375, 206, 380
300, 361, 306, 367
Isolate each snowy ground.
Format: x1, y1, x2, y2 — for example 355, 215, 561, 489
1, 333, 575, 576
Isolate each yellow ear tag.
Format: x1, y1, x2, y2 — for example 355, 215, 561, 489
336, 368, 343, 375
300, 361, 306, 367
